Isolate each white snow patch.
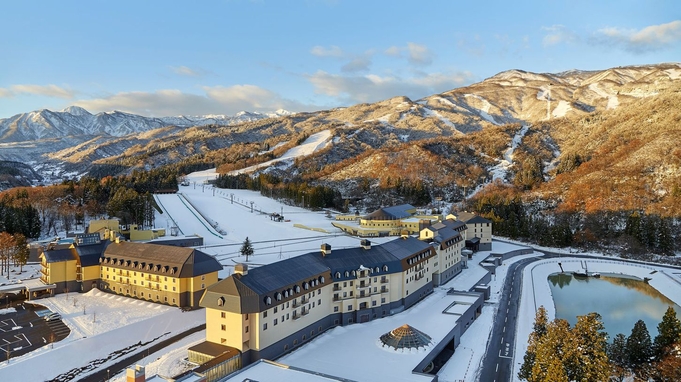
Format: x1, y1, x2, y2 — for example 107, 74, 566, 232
464, 94, 499, 125
552, 100, 572, 118
589, 83, 619, 109
420, 107, 460, 132
487, 125, 530, 182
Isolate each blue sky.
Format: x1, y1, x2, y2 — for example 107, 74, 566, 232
1, 0, 679, 118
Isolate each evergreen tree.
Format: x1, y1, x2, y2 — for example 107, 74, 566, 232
653, 307, 681, 360
240, 237, 254, 262
608, 333, 630, 382
571, 312, 610, 381
518, 306, 549, 381
626, 319, 653, 375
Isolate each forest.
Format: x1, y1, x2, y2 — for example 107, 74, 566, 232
519, 306, 681, 382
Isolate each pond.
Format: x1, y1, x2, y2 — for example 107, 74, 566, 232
547, 273, 681, 339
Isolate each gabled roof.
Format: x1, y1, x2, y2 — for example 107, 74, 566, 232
381, 236, 433, 260
363, 204, 415, 220
42, 247, 77, 263
75, 240, 109, 267
455, 212, 492, 224
102, 241, 222, 277
315, 245, 402, 277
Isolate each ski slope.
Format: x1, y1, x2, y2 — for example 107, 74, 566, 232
154, 193, 224, 245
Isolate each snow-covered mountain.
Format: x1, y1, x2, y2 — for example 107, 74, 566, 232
0, 106, 292, 142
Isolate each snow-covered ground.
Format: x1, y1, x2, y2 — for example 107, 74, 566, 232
589, 83, 619, 109
4, 130, 681, 381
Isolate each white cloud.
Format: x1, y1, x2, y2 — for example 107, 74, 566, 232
406, 42, 433, 66
307, 70, 474, 104
341, 57, 372, 73
73, 86, 315, 117
384, 43, 433, 66
170, 65, 211, 77
541, 25, 577, 46
0, 84, 75, 99
595, 20, 681, 53
310, 45, 344, 57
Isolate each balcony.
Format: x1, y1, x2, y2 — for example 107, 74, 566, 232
380, 277, 389, 284
333, 285, 342, 291
40, 268, 49, 277
301, 308, 309, 316
356, 282, 371, 290
380, 287, 389, 294
292, 311, 300, 320
333, 295, 341, 302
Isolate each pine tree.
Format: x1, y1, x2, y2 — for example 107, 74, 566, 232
608, 333, 630, 382
626, 319, 653, 376
240, 237, 254, 262
518, 306, 548, 381
571, 312, 610, 381
653, 306, 681, 360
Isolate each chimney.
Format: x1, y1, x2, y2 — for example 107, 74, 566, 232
126, 365, 145, 382
234, 263, 248, 276
360, 239, 371, 250
321, 243, 331, 256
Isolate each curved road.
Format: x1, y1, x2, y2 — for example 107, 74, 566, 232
477, 246, 681, 382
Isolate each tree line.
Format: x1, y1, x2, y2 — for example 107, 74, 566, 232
468, 183, 679, 258
519, 306, 681, 382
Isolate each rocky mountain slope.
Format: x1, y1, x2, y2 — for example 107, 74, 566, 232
0, 63, 679, 211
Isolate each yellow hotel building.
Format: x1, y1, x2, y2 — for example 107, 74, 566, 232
39, 233, 222, 308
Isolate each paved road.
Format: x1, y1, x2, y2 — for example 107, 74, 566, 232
477, 243, 681, 382
478, 257, 541, 382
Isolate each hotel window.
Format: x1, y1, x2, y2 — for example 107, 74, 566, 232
347, 305, 352, 311
245, 314, 249, 320
263, 323, 267, 331
201, 284, 205, 289
172, 287, 176, 291
318, 299, 321, 305
172, 298, 176, 304
334, 306, 339, 312
221, 338, 226, 344
221, 324, 226, 331
245, 326, 249, 333
263, 311, 267, 318
221, 312, 226, 318
274, 307, 278, 313
274, 319, 278, 326
317, 290, 321, 295
201, 275, 205, 280
381, 297, 385, 303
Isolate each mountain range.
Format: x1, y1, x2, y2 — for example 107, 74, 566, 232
0, 63, 679, 217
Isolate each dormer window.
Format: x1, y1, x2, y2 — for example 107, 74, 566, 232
335, 272, 341, 279
217, 297, 225, 306
265, 296, 272, 305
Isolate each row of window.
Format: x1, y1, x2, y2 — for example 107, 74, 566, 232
334, 265, 389, 280
263, 277, 325, 306
102, 267, 180, 283
104, 284, 177, 304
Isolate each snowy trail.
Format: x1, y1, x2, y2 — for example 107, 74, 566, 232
488, 124, 530, 182
229, 129, 332, 175
154, 193, 224, 244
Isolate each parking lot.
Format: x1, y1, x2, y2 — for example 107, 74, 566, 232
0, 302, 70, 361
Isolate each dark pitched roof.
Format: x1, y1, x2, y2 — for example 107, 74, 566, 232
381, 236, 433, 260
363, 204, 415, 220
456, 212, 491, 224
239, 254, 328, 295
314, 245, 402, 277
42, 247, 77, 263
75, 240, 109, 267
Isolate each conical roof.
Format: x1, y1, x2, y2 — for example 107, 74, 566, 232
380, 324, 432, 350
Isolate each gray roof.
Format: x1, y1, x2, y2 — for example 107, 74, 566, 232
363, 204, 415, 220
75, 241, 109, 267
456, 212, 492, 224
381, 236, 433, 260
42, 248, 77, 263
203, 236, 434, 314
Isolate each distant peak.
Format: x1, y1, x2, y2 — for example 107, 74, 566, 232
61, 105, 92, 116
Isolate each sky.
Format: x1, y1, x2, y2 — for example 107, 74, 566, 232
1, 0, 679, 119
